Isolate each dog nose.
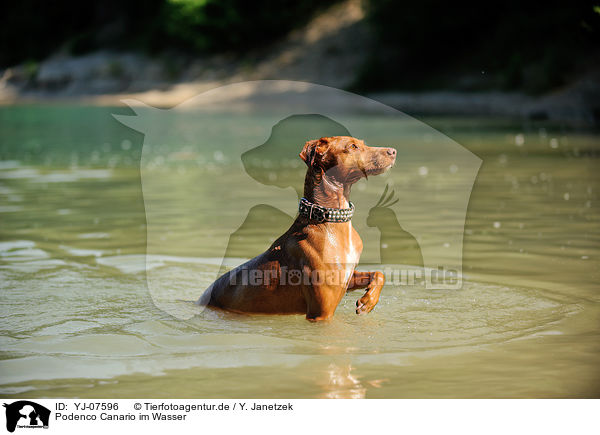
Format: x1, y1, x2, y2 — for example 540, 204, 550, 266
387, 148, 396, 156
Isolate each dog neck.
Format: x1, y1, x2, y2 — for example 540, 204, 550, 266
303, 168, 351, 209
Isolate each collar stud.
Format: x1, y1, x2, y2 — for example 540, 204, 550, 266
298, 198, 354, 223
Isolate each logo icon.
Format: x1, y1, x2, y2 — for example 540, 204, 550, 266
3, 401, 50, 433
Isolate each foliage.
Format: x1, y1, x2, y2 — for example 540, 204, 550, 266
162, 0, 337, 52
0, 0, 337, 68
356, 0, 600, 93
1, 0, 598, 94
0, 1, 167, 67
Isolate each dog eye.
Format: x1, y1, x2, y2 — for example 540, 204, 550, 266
349, 143, 358, 150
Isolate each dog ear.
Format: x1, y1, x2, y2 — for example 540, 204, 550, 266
299, 138, 329, 168
299, 139, 318, 166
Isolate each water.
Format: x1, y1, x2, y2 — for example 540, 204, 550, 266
0, 106, 599, 398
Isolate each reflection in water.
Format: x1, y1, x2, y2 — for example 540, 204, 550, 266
316, 363, 389, 398
319, 364, 366, 399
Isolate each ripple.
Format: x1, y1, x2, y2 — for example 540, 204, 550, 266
0, 244, 48, 260
0, 257, 581, 387
0, 168, 39, 179
96, 254, 247, 274
0, 168, 112, 182
0, 160, 21, 170
36, 320, 100, 335
78, 232, 110, 239
0, 240, 37, 252
30, 169, 113, 183
60, 245, 105, 257
0, 259, 68, 273
0, 205, 23, 212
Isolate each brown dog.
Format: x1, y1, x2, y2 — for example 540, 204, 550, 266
198, 136, 396, 321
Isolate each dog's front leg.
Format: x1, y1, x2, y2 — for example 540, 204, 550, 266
347, 271, 385, 315
302, 283, 346, 322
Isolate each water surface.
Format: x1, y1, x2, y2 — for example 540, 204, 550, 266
0, 106, 598, 398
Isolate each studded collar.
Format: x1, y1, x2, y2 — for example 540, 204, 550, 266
298, 197, 354, 223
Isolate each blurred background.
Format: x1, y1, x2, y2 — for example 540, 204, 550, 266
1, 0, 599, 124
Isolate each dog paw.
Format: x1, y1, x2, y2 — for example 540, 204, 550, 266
356, 293, 378, 315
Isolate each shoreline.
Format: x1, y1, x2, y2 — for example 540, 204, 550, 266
1, 0, 598, 127
2, 80, 598, 128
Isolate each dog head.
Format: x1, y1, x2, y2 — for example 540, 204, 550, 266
300, 136, 396, 184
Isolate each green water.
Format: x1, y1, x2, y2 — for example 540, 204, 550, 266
0, 106, 599, 398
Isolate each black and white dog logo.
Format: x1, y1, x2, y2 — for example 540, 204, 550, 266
3, 401, 50, 432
